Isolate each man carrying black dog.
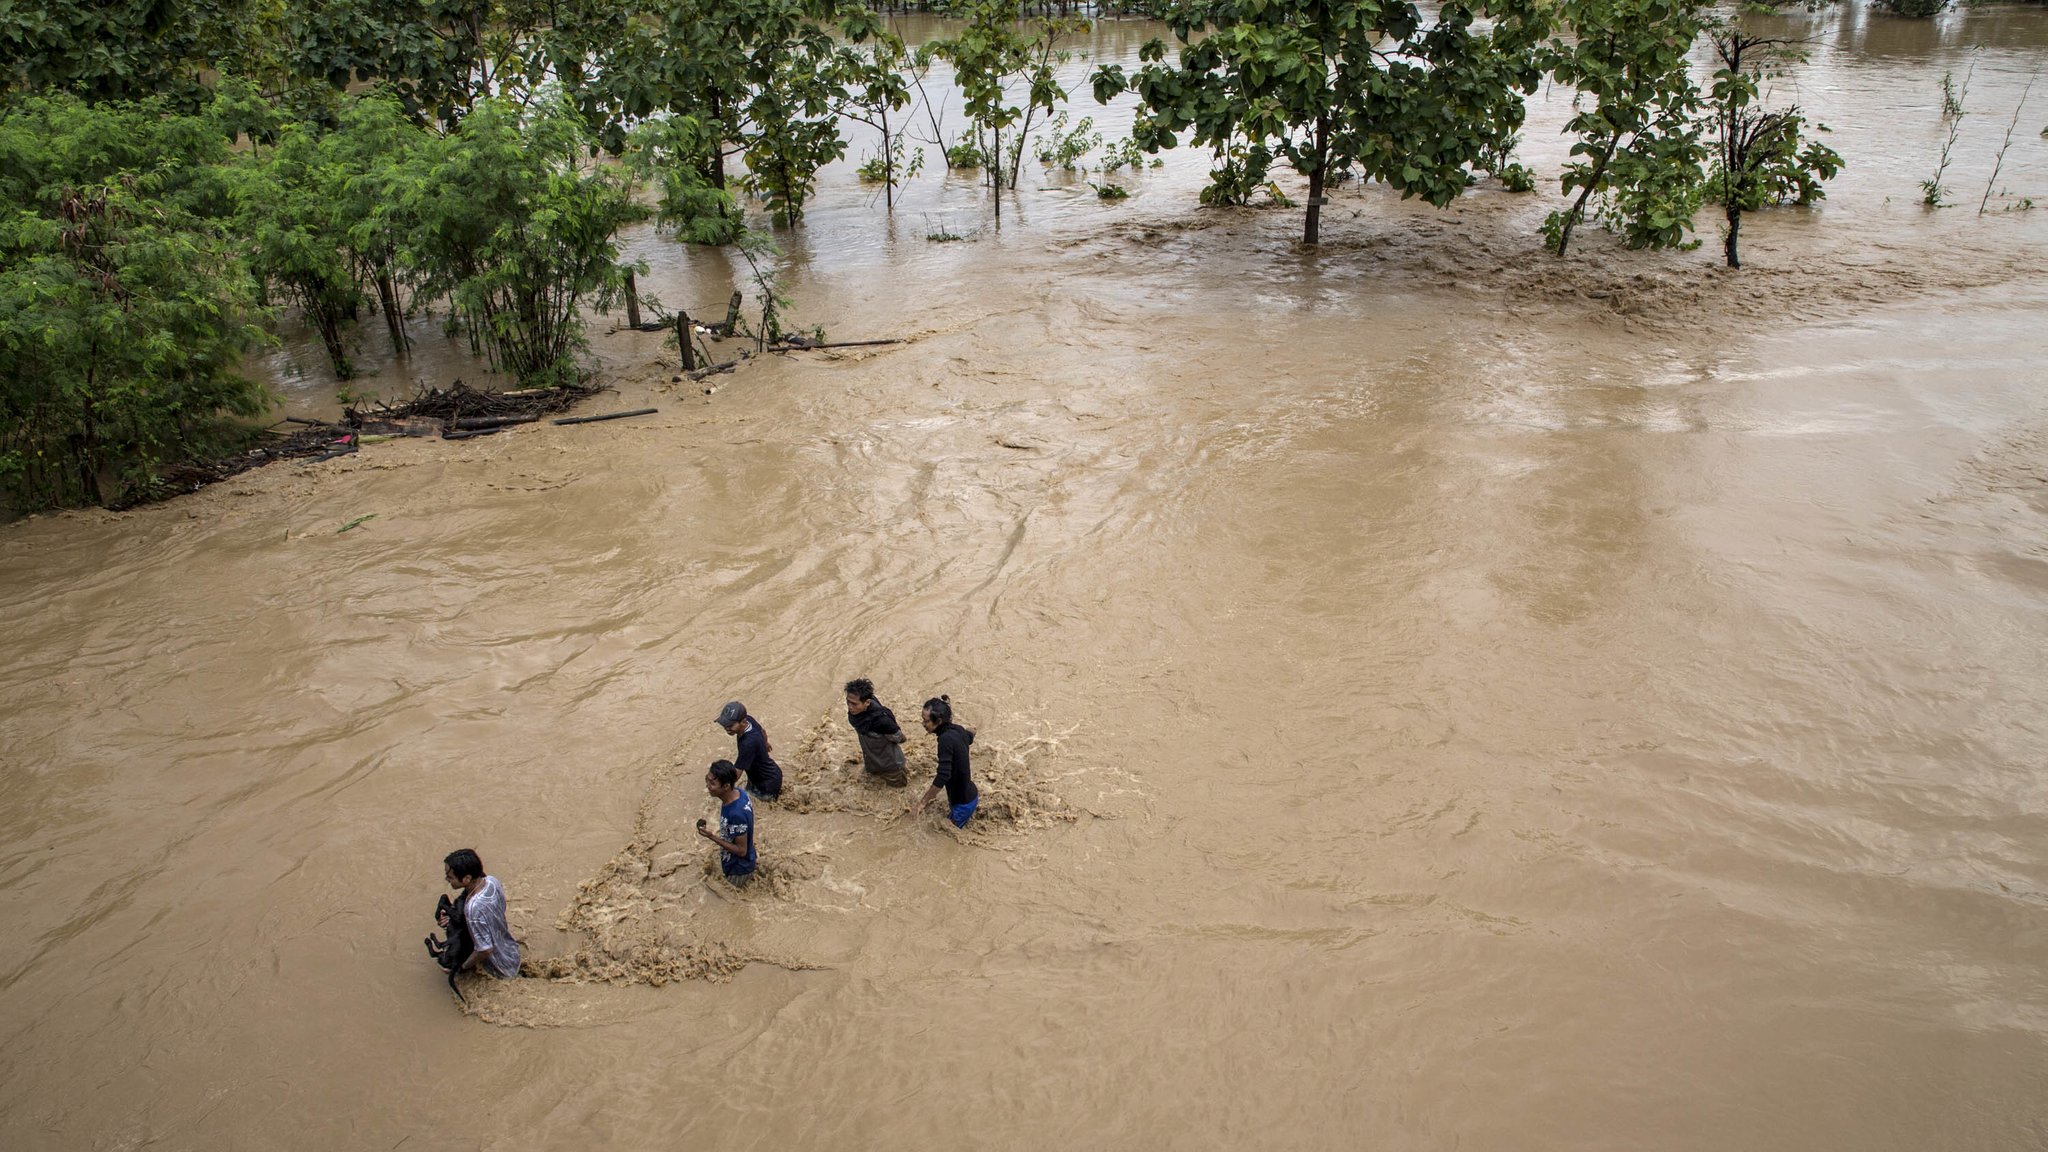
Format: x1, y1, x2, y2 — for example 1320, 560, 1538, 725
437, 849, 520, 979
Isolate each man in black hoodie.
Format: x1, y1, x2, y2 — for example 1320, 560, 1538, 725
844, 678, 908, 786
908, 695, 978, 828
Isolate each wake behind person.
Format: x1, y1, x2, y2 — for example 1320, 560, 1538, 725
698, 760, 757, 887
844, 678, 908, 787
906, 695, 978, 829
435, 849, 520, 980
715, 700, 783, 799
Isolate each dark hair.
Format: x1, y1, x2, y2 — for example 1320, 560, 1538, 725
922, 694, 952, 725
444, 848, 484, 882
709, 759, 739, 787
845, 678, 875, 701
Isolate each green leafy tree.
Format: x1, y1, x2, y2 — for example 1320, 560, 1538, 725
326, 95, 429, 359
0, 0, 267, 104
939, 0, 1086, 229
1541, 0, 1708, 256
1703, 22, 1843, 268
281, 0, 577, 127
232, 121, 368, 378
397, 98, 642, 385
1095, 0, 1546, 245
0, 96, 269, 510
843, 34, 917, 211
624, 116, 745, 244
594, 0, 877, 226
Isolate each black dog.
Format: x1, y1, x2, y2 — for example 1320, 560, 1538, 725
424, 892, 473, 1001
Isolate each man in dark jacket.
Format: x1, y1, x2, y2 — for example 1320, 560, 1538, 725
716, 701, 783, 799
907, 695, 978, 828
844, 678, 908, 787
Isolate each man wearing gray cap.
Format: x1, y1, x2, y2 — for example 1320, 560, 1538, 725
716, 701, 783, 799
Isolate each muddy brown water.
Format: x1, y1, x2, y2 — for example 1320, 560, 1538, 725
7, 8, 2048, 1150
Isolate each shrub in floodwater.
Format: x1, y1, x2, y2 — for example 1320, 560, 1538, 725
843, 33, 919, 211
401, 98, 642, 387
1705, 24, 1843, 267
1923, 64, 1971, 207
1978, 76, 2035, 214
0, 93, 272, 511
1880, 0, 1948, 18
945, 136, 989, 170
1035, 112, 1102, 171
934, 0, 1086, 229
1092, 181, 1129, 200
1098, 136, 1163, 175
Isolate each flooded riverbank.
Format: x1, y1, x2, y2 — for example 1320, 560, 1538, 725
4, 6, 2048, 1150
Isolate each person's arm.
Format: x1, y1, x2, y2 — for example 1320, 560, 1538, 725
909, 737, 953, 814
697, 818, 748, 856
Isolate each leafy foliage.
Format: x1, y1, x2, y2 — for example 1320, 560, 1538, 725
938, 0, 1086, 227
1035, 112, 1103, 170
0, 95, 269, 510
0, 0, 268, 105
1704, 24, 1843, 268
1540, 0, 1708, 255
1094, 0, 1548, 244
398, 98, 642, 385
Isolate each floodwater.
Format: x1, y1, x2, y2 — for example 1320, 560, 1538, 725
6, 7, 2048, 1150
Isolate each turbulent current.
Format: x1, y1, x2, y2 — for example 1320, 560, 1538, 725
5, 8, 2048, 1150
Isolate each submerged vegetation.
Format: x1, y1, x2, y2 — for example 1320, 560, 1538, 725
10, 0, 2034, 510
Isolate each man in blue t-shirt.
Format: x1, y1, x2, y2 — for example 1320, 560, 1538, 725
697, 759, 757, 887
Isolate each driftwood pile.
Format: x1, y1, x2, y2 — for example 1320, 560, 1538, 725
112, 380, 637, 509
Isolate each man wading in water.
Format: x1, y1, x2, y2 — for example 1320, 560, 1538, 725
439, 849, 520, 979
906, 695, 978, 828
698, 760, 757, 888
715, 700, 783, 800
844, 678, 908, 787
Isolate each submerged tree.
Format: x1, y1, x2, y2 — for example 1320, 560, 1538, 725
1095, 0, 1546, 245
1542, 0, 1709, 256
1704, 21, 1843, 268
398, 99, 642, 385
233, 122, 368, 378
843, 33, 919, 212
940, 0, 1087, 229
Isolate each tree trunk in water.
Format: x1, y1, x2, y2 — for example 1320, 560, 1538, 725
376, 270, 407, 358
677, 311, 696, 370
1554, 148, 1613, 258
882, 112, 894, 214
624, 270, 641, 330
1724, 204, 1742, 268
991, 127, 1003, 231
1302, 116, 1329, 246
1303, 166, 1325, 246
314, 305, 353, 380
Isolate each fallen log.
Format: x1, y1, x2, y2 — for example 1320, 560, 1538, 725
687, 360, 739, 382
775, 338, 904, 351
442, 427, 502, 441
282, 416, 328, 426
451, 414, 540, 430
553, 408, 658, 426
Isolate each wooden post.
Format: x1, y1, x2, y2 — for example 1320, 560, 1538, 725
623, 270, 641, 330
721, 290, 743, 337
676, 310, 696, 371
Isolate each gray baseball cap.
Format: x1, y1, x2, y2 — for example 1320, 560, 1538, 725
715, 701, 746, 727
